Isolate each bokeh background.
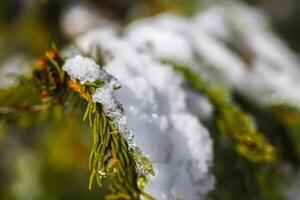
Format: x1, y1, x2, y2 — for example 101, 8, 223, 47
1, 0, 300, 199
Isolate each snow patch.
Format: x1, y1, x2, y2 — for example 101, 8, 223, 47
74, 28, 214, 199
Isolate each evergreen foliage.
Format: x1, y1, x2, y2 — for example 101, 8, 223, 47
170, 63, 276, 163
1, 1, 300, 199
32, 46, 153, 199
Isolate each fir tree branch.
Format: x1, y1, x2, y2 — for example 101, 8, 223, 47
32, 46, 153, 199
168, 62, 276, 163
0, 104, 47, 114
271, 104, 300, 126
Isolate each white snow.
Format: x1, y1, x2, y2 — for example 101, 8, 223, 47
125, 2, 300, 108
92, 85, 120, 118
63, 55, 102, 84
62, 54, 142, 170
1, 1, 300, 199
124, 10, 247, 86
62, 1, 300, 198
193, 2, 300, 108
219, 3, 300, 107
105, 43, 214, 199
73, 26, 214, 199
0, 56, 28, 88
287, 173, 300, 200
125, 22, 195, 66
60, 4, 114, 37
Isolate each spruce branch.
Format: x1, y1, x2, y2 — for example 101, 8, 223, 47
0, 104, 47, 114
0, 75, 50, 128
271, 104, 300, 126
32, 46, 153, 199
169, 62, 276, 163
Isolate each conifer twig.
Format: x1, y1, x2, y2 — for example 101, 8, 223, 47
32, 46, 153, 200
168, 62, 276, 163
0, 104, 47, 114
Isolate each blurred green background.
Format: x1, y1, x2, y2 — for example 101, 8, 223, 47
0, 0, 299, 59
0, 0, 300, 199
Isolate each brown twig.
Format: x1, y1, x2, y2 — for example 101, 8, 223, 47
0, 104, 48, 114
